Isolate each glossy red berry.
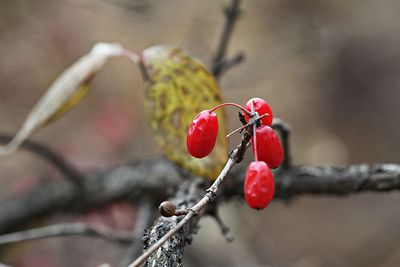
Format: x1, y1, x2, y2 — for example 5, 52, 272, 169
244, 97, 273, 126
186, 110, 219, 158
252, 125, 283, 168
244, 161, 275, 210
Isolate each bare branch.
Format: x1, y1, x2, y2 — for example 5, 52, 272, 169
212, 52, 244, 78
127, 139, 400, 266
207, 204, 234, 242
0, 223, 134, 245
212, 0, 243, 78
129, 135, 251, 267
0, 159, 399, 236
272, 118, 292, 169
222, 163, 400, 202
129, 125, 254, 267
0, 158, 181, 234
131, 160, 235, 267
276, 164, 400, 198
138, 180, 204, 267
0, 133, 85, 187
0, 161, 399, 237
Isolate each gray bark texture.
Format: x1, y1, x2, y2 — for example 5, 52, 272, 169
143, 180, 205, 267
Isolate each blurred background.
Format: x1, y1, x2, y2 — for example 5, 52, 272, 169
1, 0, 400, 266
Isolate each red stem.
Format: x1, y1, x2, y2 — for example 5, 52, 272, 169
253, 123, 258, 161
210, 102, 252, 116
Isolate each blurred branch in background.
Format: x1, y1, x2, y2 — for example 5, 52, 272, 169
272, 118, 292, 169
0, 146, 399, 237
0, 133, 85, 187
0, 223, 135, 245
212, 0, 244, 79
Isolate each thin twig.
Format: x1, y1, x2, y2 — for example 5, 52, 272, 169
141, 179, 205, 266
207, 204, 234, 242
0, 223, 135, 245
0, 133, 85, 187
212, 212, 234, 242
128, 126, 254, 267
212, 0, 243, 78
129, 160, 235, 267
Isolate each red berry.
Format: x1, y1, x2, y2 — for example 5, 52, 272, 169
244, 97, 273, 126
252, 125, 283, 168
244, 161, 275, 209
186, 110, 219, 158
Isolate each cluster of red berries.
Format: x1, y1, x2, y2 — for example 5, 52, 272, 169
186, 98, 283, 210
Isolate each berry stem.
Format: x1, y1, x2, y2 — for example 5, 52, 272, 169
250, 101, 259, 161
210, 102, 252, 116
253, 123, 258, 161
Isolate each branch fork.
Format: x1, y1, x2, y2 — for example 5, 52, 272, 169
129, 119, 254, 267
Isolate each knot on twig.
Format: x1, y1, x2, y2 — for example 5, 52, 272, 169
159, 201, 176, 217
159, 201, 189, 217
205, 189, 217, 198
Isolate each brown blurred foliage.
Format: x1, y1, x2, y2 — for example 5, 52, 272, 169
1, 0, 400, 266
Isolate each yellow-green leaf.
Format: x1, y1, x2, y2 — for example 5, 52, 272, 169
140, 46, 228, 180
